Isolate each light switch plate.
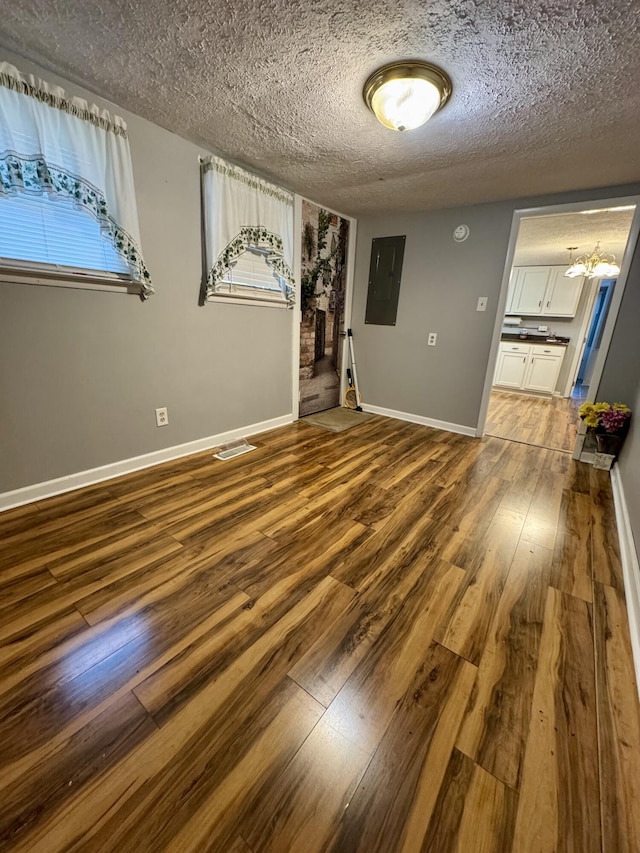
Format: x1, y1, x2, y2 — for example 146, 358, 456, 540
477, 297, 488, 311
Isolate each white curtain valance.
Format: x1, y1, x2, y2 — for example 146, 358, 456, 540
202, 155, 295, 305
0, 62, 153, 297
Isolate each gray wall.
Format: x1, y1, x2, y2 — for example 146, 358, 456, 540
352, 203, 514, 427
352, 186, 640, 430
0, 52, 293, 494
597, 241, 640, 551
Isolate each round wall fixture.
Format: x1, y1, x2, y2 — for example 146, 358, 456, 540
363, 60, 452, 132
453, 224, 470, 242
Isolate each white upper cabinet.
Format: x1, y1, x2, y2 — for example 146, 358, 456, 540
511, 267, 551, 314
542, 268, 584, 316
505, 268, 518, 313
506, 265, 583, 317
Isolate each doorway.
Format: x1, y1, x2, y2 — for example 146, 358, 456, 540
298, 201, 351, 417
572, 278, 615, 400
479, 198, 639, 454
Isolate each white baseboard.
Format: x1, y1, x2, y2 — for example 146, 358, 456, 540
0, 414, 294, 512
361, 403, 477, 437
610, 467, 640, 701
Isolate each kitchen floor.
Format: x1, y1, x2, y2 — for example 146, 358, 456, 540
485, 390, 580, 452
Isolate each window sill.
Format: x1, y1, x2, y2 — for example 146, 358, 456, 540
0, 266, 141, 295
206, 293, 290, 309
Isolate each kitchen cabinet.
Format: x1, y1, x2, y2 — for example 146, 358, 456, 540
505, 269, 517, 313
494, 342, 565, 394
523, 350, 564, 392
506, 266, 583, 317
542, 267, 583, 316
493, 342, 530, 389
511, 267, 550, 314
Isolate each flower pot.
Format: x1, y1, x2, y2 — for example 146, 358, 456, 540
595, 433, 623, 457
593, 452, 616, 471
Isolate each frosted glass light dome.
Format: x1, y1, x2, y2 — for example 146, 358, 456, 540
565, 242, 621, 279
364, 61, 452, 132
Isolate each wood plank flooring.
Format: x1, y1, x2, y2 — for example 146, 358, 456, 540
486, 390, 580, 452
1, 415, 639, 852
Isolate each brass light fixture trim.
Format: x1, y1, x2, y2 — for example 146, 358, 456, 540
564, 242, 621, 279
363, 60, 452, 132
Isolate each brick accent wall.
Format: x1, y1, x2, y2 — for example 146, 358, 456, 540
300, 317, 315, 380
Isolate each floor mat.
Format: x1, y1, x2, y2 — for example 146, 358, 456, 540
299, 406, 375, 433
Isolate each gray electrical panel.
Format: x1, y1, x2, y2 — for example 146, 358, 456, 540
364, 235, 405, 326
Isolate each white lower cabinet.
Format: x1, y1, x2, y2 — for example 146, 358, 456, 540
523, 352, 563, 392
494, 344, 530, 389
494, 342, 565, 394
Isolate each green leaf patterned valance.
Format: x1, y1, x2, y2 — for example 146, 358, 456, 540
201, 155, 295, 306
0, 61, 152, 297
206, 225, 294, 304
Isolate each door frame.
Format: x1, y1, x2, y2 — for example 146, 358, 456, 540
292, 195, 358, 418
476, 194, 640, 439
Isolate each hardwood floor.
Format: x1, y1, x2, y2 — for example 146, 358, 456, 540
485, 390, 580, 452
1, 416, 639, 852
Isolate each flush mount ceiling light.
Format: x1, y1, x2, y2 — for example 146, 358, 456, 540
565, 243, 621, 279
363, 61, 452, 132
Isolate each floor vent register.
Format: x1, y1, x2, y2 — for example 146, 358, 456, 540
212, 438, 257, 461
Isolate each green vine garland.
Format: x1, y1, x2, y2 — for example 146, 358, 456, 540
301, 209, 341, 315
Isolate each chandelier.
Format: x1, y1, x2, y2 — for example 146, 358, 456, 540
564, 243, 621, 278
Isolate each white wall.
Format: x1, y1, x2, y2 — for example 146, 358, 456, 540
0, 51, 294, 495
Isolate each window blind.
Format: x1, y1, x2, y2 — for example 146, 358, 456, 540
217, 247, 287, 301
201, 154, 294, 305
0, 60, 153, 295
0, 192, 129, 276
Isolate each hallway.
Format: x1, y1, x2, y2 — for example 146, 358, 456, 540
299, 349, 340, 417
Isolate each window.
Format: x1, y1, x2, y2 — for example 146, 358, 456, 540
215, 246, 290, 305
0, 61, 152, 297
201, 155, 295, 307
0, 191, 132, 286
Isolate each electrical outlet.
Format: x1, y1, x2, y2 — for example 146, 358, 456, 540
477, 297, 488, 311
428, 332, 437, 346
155, 406, 168, 427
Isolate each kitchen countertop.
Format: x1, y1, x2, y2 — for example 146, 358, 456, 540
501, 333, 569, 347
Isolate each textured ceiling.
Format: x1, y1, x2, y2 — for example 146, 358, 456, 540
513, 207, 636, 266
1, 0, 639, 215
